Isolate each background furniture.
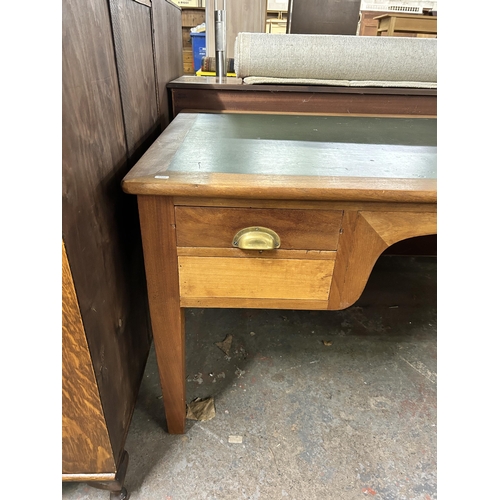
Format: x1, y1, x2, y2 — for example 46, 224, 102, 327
169, 35, 436, 115
266, 0, 288, 33
122, 112, 437, 434
205, 0, 267, 59
287, 0, 362, 35
181, 6, 205, 74
358, 10, 385, 36
168, 76, 437, 117
375, 12, 437, 37
62, 0, 182, 496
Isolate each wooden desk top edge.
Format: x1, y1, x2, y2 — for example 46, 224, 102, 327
122, 113, 437, 204
167, 76, 437, 96
373, 13, 438, 20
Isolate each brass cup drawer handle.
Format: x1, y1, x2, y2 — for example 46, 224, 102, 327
232, 227, 281, 250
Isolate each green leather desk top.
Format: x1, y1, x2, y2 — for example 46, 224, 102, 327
167, 113, 436, 179
122, 113, 437, 203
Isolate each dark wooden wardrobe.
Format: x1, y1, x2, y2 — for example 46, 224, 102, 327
62, 0, 182, 497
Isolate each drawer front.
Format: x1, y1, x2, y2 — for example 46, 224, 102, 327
178, 256, 335, 301
175, 207, 343, 250
175, 206, 340, 304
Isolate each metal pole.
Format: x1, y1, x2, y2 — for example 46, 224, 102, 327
214, 0, 226, 79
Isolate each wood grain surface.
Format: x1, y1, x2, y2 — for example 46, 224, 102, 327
178, 256, 335, 300
138, 196, 186, 434
361, 211, 437, 246
170, 88, 437, 118
62, 241, 115, 475
63, 0, 151, 464
180, 297, 329, 309
124, 171, 436, 203
172, 197, 437, 213
177, 248, 336, 260
151, 0, 183, 130
168, 76, 437, 94
110, 0, 159, 159
175, 207, 342, 250
328, 210, 437, 309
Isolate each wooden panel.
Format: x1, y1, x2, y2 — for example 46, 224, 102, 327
62, 0, 151, 463
361, 211, 437, 245
175, 207, 342, 250
173, 197, 437, 212
177, 247, 336, 259
181, 7, 205, 27
168, 75, 437, 92
328, 210, 436, 309
151, 0, 184, 129
137, 196, 186, 434
62, 241, 115, 475
328, 210, 386, 310
179, 256, 335, 300
182, 27, 192, 45
359, 11, 381, 36
361, 20, 378, 36
180, 297, 329, 309
62, 472, 116, 482
183, 48, 194, 74
205, 0, 267, 58
170, 88, 437, 118
288, 0, 362, 35
110, 0, 159, 159
391, 16, 437, 33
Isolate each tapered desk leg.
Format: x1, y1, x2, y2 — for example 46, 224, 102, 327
138, 195, 186, 434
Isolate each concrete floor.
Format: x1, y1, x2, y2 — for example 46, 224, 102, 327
62, 255, 437, 500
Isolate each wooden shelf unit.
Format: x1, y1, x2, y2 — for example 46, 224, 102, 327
181, 7, 205, 74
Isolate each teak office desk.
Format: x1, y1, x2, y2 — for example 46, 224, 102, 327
122, 112, 437, 434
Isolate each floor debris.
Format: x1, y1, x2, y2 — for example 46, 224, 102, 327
186, 397, 216, 421
228, 435, 243, 444
215, 334, 233, 355
323, 340, 333, 346
188, 372, 203, 385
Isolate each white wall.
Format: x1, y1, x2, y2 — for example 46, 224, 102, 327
360, 0, 437, 12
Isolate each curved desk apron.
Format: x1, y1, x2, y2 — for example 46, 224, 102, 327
122, 112, 437, 434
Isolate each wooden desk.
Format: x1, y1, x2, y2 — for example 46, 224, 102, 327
374, 13, 437, 37
122, 112, 437, 434
168, 76, 437, 119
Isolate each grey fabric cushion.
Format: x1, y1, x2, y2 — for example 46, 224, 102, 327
234, 33, 437, 88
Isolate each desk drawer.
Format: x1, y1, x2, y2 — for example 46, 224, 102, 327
175, 207, 341, 306
175, 207, 342, 250
178, 255, 334, 301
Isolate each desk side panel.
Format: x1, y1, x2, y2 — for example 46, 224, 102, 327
329, 210, 437, 309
